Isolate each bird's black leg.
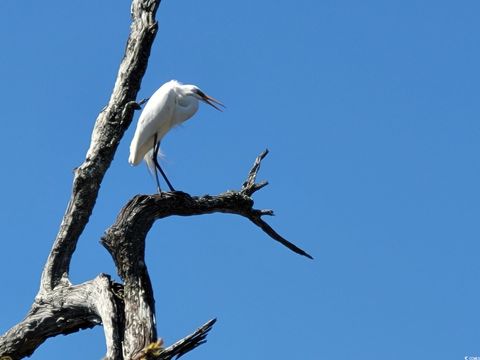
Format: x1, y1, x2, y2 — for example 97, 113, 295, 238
152, 135, 162, 193
152, 134, 176, 192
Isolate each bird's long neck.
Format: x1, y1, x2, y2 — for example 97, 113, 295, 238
174, 97, 199, 125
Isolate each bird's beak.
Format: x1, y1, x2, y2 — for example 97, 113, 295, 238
201, 94, 225, 112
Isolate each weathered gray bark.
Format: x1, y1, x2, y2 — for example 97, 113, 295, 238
39, 0, 160, 295
0, 1, 311, 359
1, 0, 162, 357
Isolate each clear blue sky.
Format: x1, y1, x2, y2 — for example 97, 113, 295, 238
1, 1, 479, 359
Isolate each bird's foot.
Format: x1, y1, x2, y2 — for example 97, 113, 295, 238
155, 189, 190, 198
170, 190, 190, 197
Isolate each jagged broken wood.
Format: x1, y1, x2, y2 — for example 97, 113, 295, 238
132, 319, 217, 360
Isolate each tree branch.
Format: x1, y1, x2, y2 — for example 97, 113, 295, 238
0, 275, 123, 359
40, 0, 162, 293
102, 150, 312, 262
1, 2, 162, 358
89, 276, 125, 359
159, 319, 216, 360
132, 319, 217, 360
99, 151, 311, 359
242, 148, 269, 196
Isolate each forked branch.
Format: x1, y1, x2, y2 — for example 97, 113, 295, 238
98, 150, 311, 359
0, 275, 123, 359
102, 150, 313, 263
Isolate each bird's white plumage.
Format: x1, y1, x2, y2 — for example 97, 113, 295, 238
128, 79, 224, 191
129, 80, 179, 166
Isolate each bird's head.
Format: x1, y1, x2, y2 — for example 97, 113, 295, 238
182, 84, 225, 111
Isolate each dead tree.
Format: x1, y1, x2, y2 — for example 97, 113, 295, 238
0, 1, 312, 359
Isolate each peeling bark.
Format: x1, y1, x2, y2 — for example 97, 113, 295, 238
0, 275, 118, 359
40, 0, 160, 294
1, 1, 162, 358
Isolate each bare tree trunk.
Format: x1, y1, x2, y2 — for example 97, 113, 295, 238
0, 1, 311, 359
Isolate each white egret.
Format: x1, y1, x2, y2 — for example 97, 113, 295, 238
129, 80, 225, 192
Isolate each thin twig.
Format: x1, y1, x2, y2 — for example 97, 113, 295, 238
138, 97, 150, 106
132, 319, 217, 360
242, 149, 269, 196
248, 216, 313, 259
160, 319, 217, 360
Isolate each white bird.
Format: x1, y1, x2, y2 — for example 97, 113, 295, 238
129, 80, 224, 192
